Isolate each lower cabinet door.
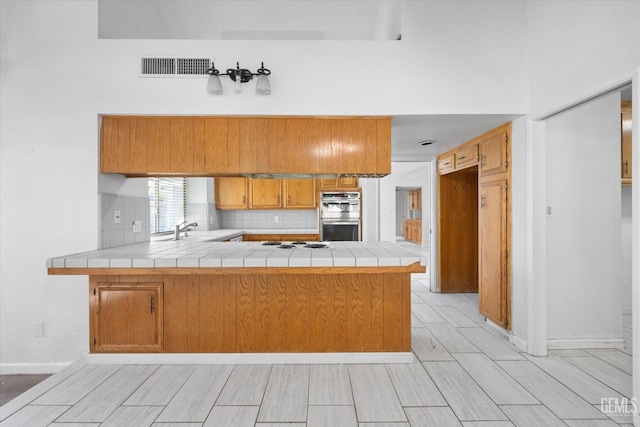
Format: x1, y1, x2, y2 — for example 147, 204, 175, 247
478, 176, 509, 329
92, 283, 163, 352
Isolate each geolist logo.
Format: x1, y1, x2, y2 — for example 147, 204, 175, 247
600, 397, 638, 415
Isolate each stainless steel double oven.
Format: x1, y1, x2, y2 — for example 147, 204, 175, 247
320, 192, 361, 241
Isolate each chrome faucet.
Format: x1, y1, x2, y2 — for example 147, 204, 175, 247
175, 221, 198, 240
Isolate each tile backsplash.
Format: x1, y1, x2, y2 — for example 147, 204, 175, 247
220, 210, 318, 230
99, 194, 150, 249
185, 203, 219, 231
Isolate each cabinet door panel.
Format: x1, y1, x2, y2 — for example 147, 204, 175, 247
250, 179, 282, 209
239, 118, 286, 173
147, 118, 171, 173
284, 179, 317, 208
215, 177, 248, 209
479, 132, 508, 176
94, 283, 163, 352
478, 176, 508, 328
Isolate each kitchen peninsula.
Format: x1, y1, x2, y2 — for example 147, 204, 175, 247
47, 238, 425, 361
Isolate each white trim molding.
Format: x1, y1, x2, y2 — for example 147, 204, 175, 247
84, 352, 414, 365
547, 338, 626, 350
0, 362, 73, 375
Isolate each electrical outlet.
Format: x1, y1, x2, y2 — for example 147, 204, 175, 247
274, 215, 279, 224
132, 220, 142, 233
34, 322, 44, 337
114, 210, 121, 224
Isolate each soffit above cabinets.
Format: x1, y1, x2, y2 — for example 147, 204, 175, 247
100, 116, 391, 178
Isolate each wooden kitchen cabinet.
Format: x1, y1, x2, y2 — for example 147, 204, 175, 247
215, 177, 248, 210
319, 177, 359, 189
403, 219, 422, 244
100, 116, 391, 177
479, 127, 509, 176
478, 175, 509, 329
90, 281, 163, 353
621, 102, 632, 186
455, 143, 479, 170
409, 189, 422, 210
250, 179, 283, 209
437, 122, 511, 329
284, 179, 317, 208
438, 155, 455, 175
242, 234, 320, 242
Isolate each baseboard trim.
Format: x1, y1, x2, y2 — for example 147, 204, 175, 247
0, 362, 73, 375
509, 334, 528, 352
547, 338, 626, 350
84, 352, 414, 365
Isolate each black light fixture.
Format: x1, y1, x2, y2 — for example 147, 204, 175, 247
206, 61, 271, 95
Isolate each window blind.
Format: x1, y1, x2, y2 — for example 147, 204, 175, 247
149, 178, 187, 234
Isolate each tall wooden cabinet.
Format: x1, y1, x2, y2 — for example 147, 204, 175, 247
437, 123, 511, 329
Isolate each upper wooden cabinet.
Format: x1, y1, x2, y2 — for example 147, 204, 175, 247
318, 177, 359, 189
215, 177, 249, 210
479, 127, 509, 176
621, 102, 632, 186
100, 116, 391, 177
284, 179, 317, 208
250, 179, 283, 209
437, 155, 455, 175
216, 177, 318, 210
455, 143, 479, 170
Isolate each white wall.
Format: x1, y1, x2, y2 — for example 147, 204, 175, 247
545, 93, 622, 344
527, 0, 640, 115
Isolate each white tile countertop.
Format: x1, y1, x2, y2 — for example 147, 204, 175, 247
47, 239, 426, 270
150, 229, 319, 242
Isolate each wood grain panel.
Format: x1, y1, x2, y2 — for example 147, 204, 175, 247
333, 275, 349, 351
88, 271, 414, 354
285, 118, 311, 172
170, 117, 194, 173
200, 118, 229, 174
267, 275, 287, 351
163, 276, 189, 352
370, 273, 384, 351
147, 118, 171, 173
100, 116, 117, 173
376, 119, 392, 175
254, 274, 269, 351
347, 274, 371, 352
199, 275, 225, 352
309, 275, 334, 352
129, 117, 148, 174
438, 169, 479, 293
284, 179, 317, 209
115, 118, 131, 172
237, 275, 255, 352
222, 276, 237, 352
287, 275, 310, 352
226, 118, 240, 173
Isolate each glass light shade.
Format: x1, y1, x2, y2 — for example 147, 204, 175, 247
206, 74, 223, 95
234, 76, 242, 93
255, 74, 271, 95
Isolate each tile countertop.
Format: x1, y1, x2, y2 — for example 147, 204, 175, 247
46, 239, 426, 269
150, 229, 319, 242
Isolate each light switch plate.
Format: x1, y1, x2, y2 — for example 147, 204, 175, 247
114, 210, 121, 223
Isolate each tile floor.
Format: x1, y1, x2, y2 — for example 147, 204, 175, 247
0, 242, 634, 426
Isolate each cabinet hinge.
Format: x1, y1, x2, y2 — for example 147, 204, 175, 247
505, 133, 509, 143
505, 250, 509, 259
93, 338, 96, 345
93, 289, 96, 295
505, 182, 509, 191
505, 160, 509, 169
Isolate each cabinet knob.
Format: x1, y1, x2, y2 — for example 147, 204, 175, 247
480, 195, 486, 208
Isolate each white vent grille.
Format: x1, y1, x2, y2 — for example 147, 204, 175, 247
140, 56, 210, 77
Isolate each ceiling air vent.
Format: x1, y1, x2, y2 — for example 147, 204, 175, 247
139, 56, 210, 77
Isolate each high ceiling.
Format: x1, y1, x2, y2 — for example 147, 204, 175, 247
99, 0, 521, 159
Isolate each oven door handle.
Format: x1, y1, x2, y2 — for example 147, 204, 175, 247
322, 221, 360, 225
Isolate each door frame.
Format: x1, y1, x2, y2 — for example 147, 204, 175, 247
528, 68, 639, 425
